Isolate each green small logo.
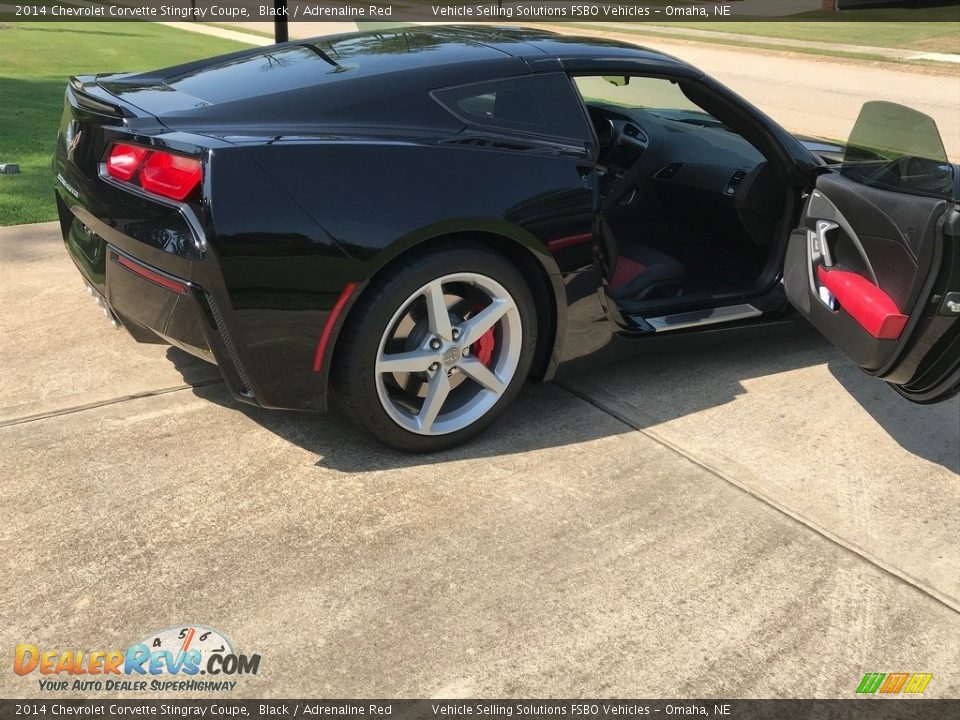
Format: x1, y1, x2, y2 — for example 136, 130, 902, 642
857, 672, 932, 695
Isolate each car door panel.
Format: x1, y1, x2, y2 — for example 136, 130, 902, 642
784, 172, 958, 398
809, 173, 947, 310
783, 100, 959, 403
784, 228, 898, 370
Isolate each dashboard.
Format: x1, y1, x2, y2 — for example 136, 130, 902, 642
587, 103, 765, 204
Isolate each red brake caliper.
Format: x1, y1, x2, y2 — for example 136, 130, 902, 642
471, 304, 496, 367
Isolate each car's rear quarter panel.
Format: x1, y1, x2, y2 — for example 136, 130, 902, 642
246, 140, 594, 270
203, 147, 361, 411
213, 137, 597, 409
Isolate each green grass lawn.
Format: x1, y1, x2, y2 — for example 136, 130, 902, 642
0, 22, 249, 226
655, 19, 960, 54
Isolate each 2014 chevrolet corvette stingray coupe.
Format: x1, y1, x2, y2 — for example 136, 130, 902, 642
56, 26, 959, 451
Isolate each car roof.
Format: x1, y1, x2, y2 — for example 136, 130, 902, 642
96, 25, 700, 132
106, 25, 696, 97
304, 24, 698, 75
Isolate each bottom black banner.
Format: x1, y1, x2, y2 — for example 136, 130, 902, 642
1, 700, 958, 720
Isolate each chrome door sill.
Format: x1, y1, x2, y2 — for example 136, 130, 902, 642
635, 303, 763, 332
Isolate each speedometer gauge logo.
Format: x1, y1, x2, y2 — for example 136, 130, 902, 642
140, 625, 234, 669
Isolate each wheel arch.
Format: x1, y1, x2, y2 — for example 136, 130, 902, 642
321, 226, 567, 404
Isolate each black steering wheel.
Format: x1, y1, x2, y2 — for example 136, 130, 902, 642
601, 130, 663, 212
604, 120, 648, 170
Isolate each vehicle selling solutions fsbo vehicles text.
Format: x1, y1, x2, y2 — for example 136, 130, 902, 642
429, 4, 729, 18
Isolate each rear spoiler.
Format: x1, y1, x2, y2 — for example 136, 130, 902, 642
68, 75, 137, 119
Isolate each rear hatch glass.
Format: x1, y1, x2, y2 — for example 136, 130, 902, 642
99, 33, 506, 111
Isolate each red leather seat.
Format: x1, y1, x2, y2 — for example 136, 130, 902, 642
611, 245, 686, 304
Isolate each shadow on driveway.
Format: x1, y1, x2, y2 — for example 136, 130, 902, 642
167, 318, 958, 473
828, 359, 960, 474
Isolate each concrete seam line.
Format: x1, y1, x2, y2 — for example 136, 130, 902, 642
0, 380, 225, 428
555, 379, 960, 617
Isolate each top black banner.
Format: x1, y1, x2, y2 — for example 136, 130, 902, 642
2, 0, 959, 23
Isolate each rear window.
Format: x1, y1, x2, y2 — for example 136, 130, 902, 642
433, 74, 591, 143
168, 47, 333, 104
166, 33, 502, 105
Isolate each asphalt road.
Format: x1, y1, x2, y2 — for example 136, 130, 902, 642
1, 223, 958, 698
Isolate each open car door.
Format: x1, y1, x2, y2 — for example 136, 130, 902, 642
784, 101, 959, 403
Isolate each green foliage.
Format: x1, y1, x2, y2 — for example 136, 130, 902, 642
0, 22, 249, 226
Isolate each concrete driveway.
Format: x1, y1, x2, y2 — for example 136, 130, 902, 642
1, 222, 958, 698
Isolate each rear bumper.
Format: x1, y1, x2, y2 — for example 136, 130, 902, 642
57, 188, 259, 405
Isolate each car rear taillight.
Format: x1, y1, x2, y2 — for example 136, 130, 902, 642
139, 152, 203, 201
106, 144, 148, 182
105, 143, 202, 201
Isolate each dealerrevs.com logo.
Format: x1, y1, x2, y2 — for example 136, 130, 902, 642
13, 625, 261, 693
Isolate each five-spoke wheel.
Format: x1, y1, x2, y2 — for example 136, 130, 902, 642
332, 245, 537, 452
375, 273, 522, 435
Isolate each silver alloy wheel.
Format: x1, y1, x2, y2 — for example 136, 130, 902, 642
374, 272, 522, 436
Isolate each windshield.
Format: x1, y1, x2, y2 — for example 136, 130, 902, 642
573, 75, 728, 129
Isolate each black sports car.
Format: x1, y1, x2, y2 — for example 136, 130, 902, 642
55, 26, 959, 452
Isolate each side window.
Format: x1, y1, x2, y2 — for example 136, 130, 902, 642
433, 73, 591, 143
841, 101, 954, 200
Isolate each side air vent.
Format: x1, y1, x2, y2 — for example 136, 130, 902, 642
725, 170, 748, 197
622, 123, 647, 142
655, 163, 683, 181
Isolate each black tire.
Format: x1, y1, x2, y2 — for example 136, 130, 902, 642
332, 243, 538, 453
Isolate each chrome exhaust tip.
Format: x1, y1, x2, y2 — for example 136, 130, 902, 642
85, 283, 120, 329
